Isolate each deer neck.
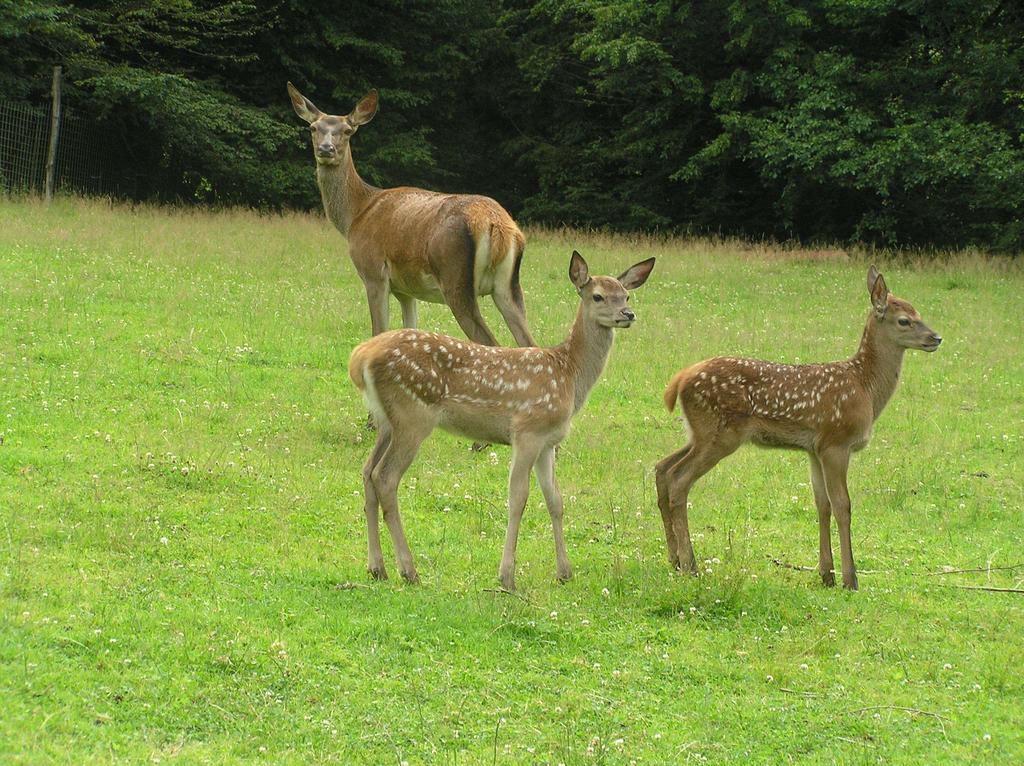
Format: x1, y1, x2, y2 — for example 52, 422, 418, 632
560, 304, 615, 414
851, 314, 905, 421
315, 146, 377, 236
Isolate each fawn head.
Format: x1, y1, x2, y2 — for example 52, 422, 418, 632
868, 266, 942, 352
569, 251, 655, 328
287, 82, 378, 166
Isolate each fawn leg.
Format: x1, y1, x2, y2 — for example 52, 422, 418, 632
655, 445, 691, 568
819, 447, 857, 590
535, 444, 570, 582
808, 453, 835, 587
498, 436, 544, 592
362, 425, 392, 579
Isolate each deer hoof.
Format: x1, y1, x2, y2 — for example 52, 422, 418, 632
400, 567, 420, 584
368, 564, 388, 581
820, 570, 835, 587
556, 566, 572, 583
498, 570, 516, 593
843, 574, 859, 591
677, 557, 698, 576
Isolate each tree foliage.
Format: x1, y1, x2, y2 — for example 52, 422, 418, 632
1, 0, 1022, 249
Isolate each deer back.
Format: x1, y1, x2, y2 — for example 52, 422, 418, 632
347, 192, 524, 299
668, 356, 874, 450
350, 329, 574, 444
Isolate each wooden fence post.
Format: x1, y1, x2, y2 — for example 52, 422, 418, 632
44, 65, 62, 204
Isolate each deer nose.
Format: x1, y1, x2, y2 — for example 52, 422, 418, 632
621, 308, 636, 322
930, 334, 942, 346
317, 143, 335, 156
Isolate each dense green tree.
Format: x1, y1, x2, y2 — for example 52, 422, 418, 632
0, 0, 499, 206
1, 0, 298, 203
2, 0, 1022, 249
502, 0, 1024, 248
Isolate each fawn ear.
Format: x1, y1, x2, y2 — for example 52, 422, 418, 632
569, 250, 590, 290
349, 89, 379, 126
618, 257, 656, 290
287, 82, 321, 124
868, 266, 889, 316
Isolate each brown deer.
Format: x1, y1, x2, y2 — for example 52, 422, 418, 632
655, 267, 941, 590
287, 82, 535, 347
349, 251, 655, 590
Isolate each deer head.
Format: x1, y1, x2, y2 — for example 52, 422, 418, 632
287, 82, 378, 166
867, 266, 942, 352
569, 251, 656, 328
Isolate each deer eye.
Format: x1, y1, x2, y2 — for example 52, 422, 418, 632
592, 294, 604, 302
897, 317, 911, 327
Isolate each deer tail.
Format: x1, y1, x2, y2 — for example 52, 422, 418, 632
466, 203, 523, 271
348, 342, 371, 390
663, 363, 704, 412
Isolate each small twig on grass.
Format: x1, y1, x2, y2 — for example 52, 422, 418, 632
842, 705, 950, 722
796, 634, 829, 658
926, 564, 1024, 576
843, 705, 949, 739
482, 587, 532, 604
207, 701, 237, 722
335, 581, 371, 590
935, 584, 1024, 594
769, 557, 885, 575
780, 687, 822, 697
770, 558, 815, 572
55, 635, 90, 651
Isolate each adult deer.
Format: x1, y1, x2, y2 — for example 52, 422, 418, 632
287, 82, 535, 347
349, 251, 655, 590
656, 267, 941, 590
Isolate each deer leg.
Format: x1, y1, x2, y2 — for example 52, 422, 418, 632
510, 265, 528, 315
534, 444, 571, 582
398, 293, 418, 329
362, 426, 392, 580
819, 447, 857, 590
655, 445, 692, 568
808, 453, 835, 587
498, 436, 544, 592
492, 285, 536, 347
371, 416, 434, 584
665, 450, 704, 574
429, 224, 500, 345
363, 277, 391, 336
440, 279, 499, 346
666, 437, 738, 574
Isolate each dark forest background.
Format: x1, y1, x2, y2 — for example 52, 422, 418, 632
2, 0, 1022, 250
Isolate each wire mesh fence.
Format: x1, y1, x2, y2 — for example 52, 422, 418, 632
0, 101, 49, 193
0, 100, 121, 197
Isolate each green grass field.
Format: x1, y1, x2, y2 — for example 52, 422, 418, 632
1, 196, 1022, 764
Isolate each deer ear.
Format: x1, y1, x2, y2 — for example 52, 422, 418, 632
867, 265, 880, 295
350, 89, 379, 126
618, 257, 656, 290
287, 82, 321, 124
569, 250, 590, 290
869, 266, 889, 316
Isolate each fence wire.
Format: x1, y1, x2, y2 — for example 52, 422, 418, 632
0, 100, 119, 197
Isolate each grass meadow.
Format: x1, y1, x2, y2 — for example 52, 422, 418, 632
1, 196, 1022, 764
